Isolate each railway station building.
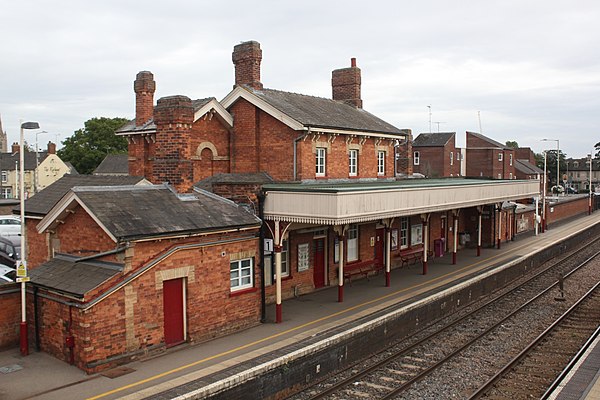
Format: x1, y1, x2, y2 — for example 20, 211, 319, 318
3, 40, 574, 372
116, 40, 540, 325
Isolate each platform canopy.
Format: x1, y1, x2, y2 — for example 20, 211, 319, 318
263, 178, 540, 225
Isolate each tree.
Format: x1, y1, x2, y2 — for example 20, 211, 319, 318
505, 140, 519, 149
58, 117, 129, 174
536, 149, 568, 188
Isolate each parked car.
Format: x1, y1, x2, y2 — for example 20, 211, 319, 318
0, 264, 15, 283
0, 236, 20, 267
0, 215, 21, 237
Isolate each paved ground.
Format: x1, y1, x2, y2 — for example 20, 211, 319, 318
1, 212, 599, 400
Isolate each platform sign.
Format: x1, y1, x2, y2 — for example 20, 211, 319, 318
16, 260, 27, 278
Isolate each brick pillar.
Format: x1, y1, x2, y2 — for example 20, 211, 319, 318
153, 95, 194, 192
332, 58, 362, 108
232, 41, 263, 90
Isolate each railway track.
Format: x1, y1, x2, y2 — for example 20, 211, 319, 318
288, 238, 600, 400
469, 282, 600, 399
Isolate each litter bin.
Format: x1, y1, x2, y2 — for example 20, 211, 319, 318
434, 238, 445, 257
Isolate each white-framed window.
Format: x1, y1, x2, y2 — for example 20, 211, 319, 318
349, 149, 358, 176
1, 188, 11, 199
450, 151, 454, 166
498, 152, 503, 162
400, 217, 409, 249
347, 224, 359, 262
316, 147, 326, 177
414, 151, 420, 165
281, 239, 289, 277
509, 153, 513, 166
230, 258, 253, 291
1, 171, 6, 183
377, 151, 385, 175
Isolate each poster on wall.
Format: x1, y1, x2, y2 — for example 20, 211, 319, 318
298, 243, 309, 271
391, 228, 399, 250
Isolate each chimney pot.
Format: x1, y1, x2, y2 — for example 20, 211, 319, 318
134, 71, 156, 127
11, 143, 19, 154
232, 41, 263, 90
47, 141, 56, 154
332, 59, 363, 108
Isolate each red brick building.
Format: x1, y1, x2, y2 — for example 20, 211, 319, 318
114, 41, 539, 325
465, 131, 517, 179
28, 185, 261, 372
412, 132, 462, 177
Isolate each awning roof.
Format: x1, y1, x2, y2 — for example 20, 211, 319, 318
263, 178, 540, 225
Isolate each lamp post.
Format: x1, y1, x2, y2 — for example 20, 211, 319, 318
589, 153, 593, 215
18, 120, 39, 356
542, 138, 560, 194
542, 150, 547, 232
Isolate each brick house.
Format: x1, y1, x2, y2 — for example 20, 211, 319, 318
412, 132, 462, 177
465, 131, 516, 179
27, 184, 261, 372
513, 147, 543, 183
566, 156, 599, 193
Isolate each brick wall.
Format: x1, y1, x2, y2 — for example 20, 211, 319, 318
546, 196, 589, 226
190, 116, 231, 182
55, 204, 116, 257
0, 286, 19, 349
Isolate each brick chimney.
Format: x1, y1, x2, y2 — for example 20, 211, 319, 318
332, 58, 362, 108
232, 41, 263, 90
134, 71, 156, 126
11, 142, 19, 154
152, 95, 194, 192
47, 141, 56, 154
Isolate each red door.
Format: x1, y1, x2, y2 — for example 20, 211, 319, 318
374, 228, 384, 268
163, 278, 185, 347
313, 239, 325, 288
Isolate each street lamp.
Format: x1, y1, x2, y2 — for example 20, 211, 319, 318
542, 150, 547, 232
18, 120, 39, 356
542, 138, 560, 195
589, 153, 594, 215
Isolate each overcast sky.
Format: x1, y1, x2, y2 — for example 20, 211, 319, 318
1, 1, 598, 158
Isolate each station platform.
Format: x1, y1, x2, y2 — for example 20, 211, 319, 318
2, 212, 600, 400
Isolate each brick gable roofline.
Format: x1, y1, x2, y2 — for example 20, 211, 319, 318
466, 131, 510, 150
116, 97, 233, 136
221, 86, 407, 139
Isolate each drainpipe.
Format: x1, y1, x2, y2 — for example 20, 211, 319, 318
293, 129, 310, 180
258, 191, 266, 323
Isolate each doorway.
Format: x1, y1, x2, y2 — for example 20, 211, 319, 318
163, 278, 186, 347
313, 238, 325, 288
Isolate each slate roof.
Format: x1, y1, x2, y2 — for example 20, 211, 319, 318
115, 97, 215, 134
0, 151, 48, 170
467, 131, 509, 149
29, 254, 123, 298
248, 88, 405, 135
67, 184, 261, 241
413, 132, 455, 147
514, 159, 543, 175
22, 174, 148, 217
194, 172, 274, 192
93, 154, 129, 175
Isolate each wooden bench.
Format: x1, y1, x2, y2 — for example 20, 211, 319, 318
395, 247, 434, 268
339, 260, 382, 284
